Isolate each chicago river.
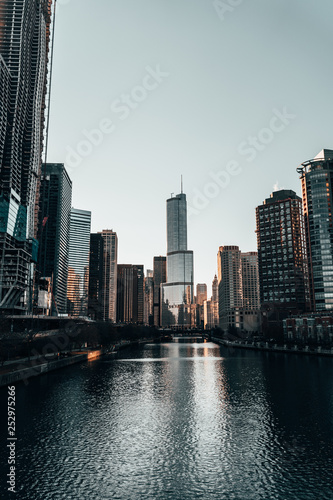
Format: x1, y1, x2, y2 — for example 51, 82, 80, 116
1, 340, 332, 500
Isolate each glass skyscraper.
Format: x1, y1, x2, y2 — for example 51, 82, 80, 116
67, 208, 91, 317
298, 149, 333, 311
99, 230, 118, 322
0, 0, 53, 311
37, 163, 72, 315
161, 191, 194, 327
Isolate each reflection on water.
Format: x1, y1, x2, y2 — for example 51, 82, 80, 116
0, 342, 333, 499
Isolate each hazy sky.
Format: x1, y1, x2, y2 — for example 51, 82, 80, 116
48, 0, 333, 295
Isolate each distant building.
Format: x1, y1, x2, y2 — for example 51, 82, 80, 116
256, 190, 310, 331
37, 163, 72, 315
196, 284, 207, 305
161, 190, 194, 327
99, 230, 117, 322
144, 269, 154, 326
153, 256, 166, 327
241, 252, 260, 332
297, 149, 333, 312
217, 246, 243, 331
204, 274, 219, 330
88, 233, 104, 320
67, 208, 91, 317
117, 264, 144, 324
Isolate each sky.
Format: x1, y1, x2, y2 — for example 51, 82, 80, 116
47, 0, 333, 296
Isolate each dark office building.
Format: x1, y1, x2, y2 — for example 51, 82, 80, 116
37, 163, 72, 315
117, 264, 144, 324
153, 256, 166, 326
88, 233, 104, 320
0, 1, 53, 311
297, 149, 333, 312
256, 190, 310, 325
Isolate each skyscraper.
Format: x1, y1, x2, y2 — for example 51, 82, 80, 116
99, 230, 117, 322
116, 264, 144, 324
297, 149, 333, 311
217, 246, 243, 331
88, 233, 104, 320
217, 246, 260, 332
0, 0, 53, 311
161, 190, 194, 327
256, 190, 309, 316
144, 269, 154, 326
153, 256, 166, 326
37, 163, 72, 315
196, 284, 207, 306
67, 208, 91, 317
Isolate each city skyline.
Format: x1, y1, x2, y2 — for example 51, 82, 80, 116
46, 1, 333, 293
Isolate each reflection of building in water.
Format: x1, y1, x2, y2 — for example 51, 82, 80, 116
161, 188, 194, 327
67, 208, 91, 317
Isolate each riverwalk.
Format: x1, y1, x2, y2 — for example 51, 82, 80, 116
0, 339, 148, 387
213, 337, 333, 357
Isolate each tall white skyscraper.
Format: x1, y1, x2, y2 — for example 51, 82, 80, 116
161, 189, 194, 327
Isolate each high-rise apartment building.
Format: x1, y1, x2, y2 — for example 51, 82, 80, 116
117, 264, 144, 324
297, 149, 333, 311
99, 230, 117, 322
0, 1, 53, 311
67, 208, 91, 317
153, 256, 166, 327
37, 163, 72, 315
88, 233, 104, 320
241, 252, 260, 331
256, 190, 309, 317
161, 191, 194, 327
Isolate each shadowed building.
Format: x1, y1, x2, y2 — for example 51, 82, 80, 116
117, 264, 144, 324
37, 163, 72, 315
88, 233, 104, 320
153, 256, 166, 326
99, 230, 117, 322
256, 190, 309, 335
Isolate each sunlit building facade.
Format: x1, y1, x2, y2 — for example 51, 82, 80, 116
0, 0, 53, 311
161, 192, 194, 327
67, 208, 91, 317
217, 246, 243, 331
297, 150, 333, 311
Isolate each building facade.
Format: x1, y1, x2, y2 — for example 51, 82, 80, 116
153, 256, 166, 327
161, 192, 194, 327
67, 208, 91, 317
297, 149, 333, 312
117, 264, 144, 324
0, 0, 53, 311
256, 190, 310, 322
144, 269, 154, 326
99, 230, 117, 322
37, 163, 72, 315
88, 233, 104, 320
217, 246, 243, 331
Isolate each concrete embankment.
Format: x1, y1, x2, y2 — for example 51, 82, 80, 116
212, 337, 333, 357
0, 340, 149, 387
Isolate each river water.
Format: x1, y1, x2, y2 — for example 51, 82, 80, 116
1, 341, 333, 499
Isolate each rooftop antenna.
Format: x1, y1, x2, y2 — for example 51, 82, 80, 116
181, 175, 183, 194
